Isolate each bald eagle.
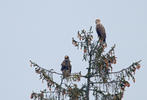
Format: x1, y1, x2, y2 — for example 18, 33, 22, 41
95, 19, 106, 43
61, 56, 72, 78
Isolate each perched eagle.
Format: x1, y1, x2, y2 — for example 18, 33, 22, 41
95, 19, 106, 43
61, 56, 72, 78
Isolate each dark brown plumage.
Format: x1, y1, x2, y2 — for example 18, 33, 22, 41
95, 19, 106, 43
61, 56, 72, 78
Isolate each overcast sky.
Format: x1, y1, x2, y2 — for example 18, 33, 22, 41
0, 0, 147, 100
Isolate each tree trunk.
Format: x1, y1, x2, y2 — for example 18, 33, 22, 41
86, 55, 92, 100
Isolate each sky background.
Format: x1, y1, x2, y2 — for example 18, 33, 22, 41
0, 0, 147, 100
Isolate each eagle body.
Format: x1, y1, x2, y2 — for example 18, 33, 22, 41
61, 56, 72, 78
61, 59, 71, 73
95, 19, 106, 43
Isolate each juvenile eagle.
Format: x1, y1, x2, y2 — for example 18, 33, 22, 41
95, 19, 106, 43
61, 56, 72, 78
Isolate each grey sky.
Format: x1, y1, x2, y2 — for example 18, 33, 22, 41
0, 0, 147, 100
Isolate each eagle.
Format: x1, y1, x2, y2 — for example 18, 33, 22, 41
95, 19, 106, 44
61, 56, 72, 78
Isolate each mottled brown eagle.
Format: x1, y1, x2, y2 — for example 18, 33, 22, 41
95, 19, 106, 43
61, 56, 72, 78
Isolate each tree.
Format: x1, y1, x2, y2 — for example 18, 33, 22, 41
29, 26, 141, 100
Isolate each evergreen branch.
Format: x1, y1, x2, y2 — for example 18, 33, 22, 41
109, 60, 141, 74
92, 60, 141, 77
90, 80, 120, 84
30, 60, 85, 77
30, 60, 62, 75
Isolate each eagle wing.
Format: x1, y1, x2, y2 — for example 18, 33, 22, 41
61, 59, 72, 73
96, 24, 106, 42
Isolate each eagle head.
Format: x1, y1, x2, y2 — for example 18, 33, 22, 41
65, 55, 69, 59
95, 19, 101, 25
